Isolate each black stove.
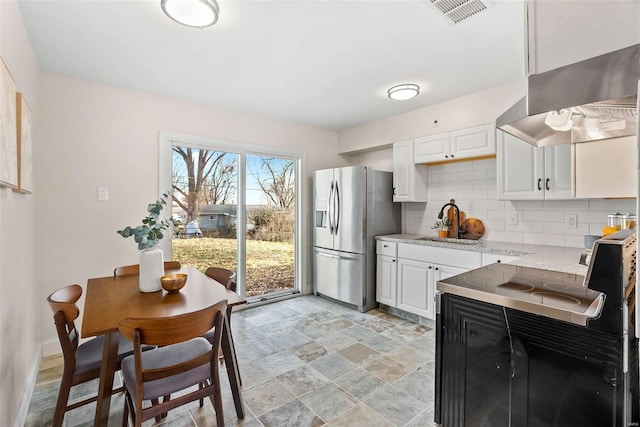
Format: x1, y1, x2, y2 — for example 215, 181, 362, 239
434, 230, 638, 427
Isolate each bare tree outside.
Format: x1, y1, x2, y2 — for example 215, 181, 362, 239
203, 157, 237, 205
251, 158, 295, 209
172, 147, 236, 222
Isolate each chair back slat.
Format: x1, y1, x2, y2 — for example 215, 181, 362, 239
141, 351, 212, 383
205, 267, 237, 291
114, 261, 181, 277
119, 300, 227, 346
47, 284, 82, 324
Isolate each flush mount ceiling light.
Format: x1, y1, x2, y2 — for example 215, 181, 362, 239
161, 0, 219, 28
388, 84, 420, 101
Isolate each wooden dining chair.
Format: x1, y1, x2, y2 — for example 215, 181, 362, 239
113, 260, 181, 277
47, 284, 137, 427
205, 266, 237, 292
119, 300, 228, 427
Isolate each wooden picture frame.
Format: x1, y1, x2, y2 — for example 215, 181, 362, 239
0, 57, 17, 189
16, 93, 33, 193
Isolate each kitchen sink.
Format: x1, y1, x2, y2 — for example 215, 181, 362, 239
417, 237, 481, 245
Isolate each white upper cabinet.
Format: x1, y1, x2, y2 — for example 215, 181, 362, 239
527, 1, 640, 74
414, 124, 496, 164
497, 130, 574, 200
575, 136, 637, 199
413, 133, 450, 163
392, 140, 428, 202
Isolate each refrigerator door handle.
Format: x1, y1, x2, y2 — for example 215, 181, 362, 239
316, 251, 340, 259
334, 181, 340, 234
328, 181, 334, 235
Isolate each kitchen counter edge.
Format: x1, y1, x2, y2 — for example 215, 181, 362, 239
376, 234, 588, 276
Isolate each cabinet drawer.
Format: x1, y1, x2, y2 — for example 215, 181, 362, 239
481, 253, 518, 266
377, 240, 397, 257
398, 243, 482, 269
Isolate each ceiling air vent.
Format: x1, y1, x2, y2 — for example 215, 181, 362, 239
427, 0, 488, 24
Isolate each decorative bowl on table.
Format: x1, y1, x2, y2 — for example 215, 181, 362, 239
160, 273, 187, 293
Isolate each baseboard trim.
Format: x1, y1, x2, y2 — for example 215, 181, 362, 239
13, 345, 42, 427
41, 337, 61, 357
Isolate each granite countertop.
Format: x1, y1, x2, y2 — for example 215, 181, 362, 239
376, 234, 588, 276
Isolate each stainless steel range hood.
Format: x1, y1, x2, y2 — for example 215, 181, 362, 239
496, 43, 640, 147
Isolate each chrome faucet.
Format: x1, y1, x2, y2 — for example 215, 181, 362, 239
437, 199, 465, 239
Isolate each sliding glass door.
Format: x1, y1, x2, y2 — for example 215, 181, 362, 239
162, 135, 301, 300
245, 155, 296, 297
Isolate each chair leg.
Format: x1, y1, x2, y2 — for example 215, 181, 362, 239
161, 395, 171, 418
209, 375, 224, 427
199, 383, 205, 407
52, 372, 73, 427
122, 394, 129, 427
123, 390, 135, 427
151, 398, 163, 422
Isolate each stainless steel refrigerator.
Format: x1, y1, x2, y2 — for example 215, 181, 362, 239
313, 166, 401, 312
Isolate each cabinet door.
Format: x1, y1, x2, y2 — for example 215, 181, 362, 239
481, 253, 518, 266
392, 140, 427, 202
376, 255, 397, 306
397, 258, 434, 319
450, 124, 496, 160
575, 136, 637, 198
544, 143, 574, 199
497, 130, 544, 200
392, 140, 414, 202
433, 264, 467, 284
414, 133, 450, 163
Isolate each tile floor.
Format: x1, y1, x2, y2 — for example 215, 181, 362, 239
26, 295, 437, 427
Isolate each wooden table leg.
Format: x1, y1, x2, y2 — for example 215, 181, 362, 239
222, 309, 245, 419
225, 307, 242, 386
94, 331, 119, 427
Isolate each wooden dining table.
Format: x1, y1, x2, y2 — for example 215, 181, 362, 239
81, 266, 246, 426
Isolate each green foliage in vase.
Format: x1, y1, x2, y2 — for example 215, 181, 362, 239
117, 192, 176, 250
432, 218, 452, 230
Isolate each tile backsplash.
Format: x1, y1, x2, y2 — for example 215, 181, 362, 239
403, 158, 636, 248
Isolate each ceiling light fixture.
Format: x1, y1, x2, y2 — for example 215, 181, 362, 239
161, 0, 219, 28
388, 84, 420, 101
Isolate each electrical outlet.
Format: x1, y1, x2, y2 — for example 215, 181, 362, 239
565, 214, 577, 229
507, 211, 518, 226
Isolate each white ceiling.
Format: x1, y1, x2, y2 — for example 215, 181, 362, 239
18, 0, 525, 130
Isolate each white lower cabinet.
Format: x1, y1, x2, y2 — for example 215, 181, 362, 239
433, 264, 468, 284
376, 255, 397, 307
376, 242, 483, 320
397, 258, 434, 318
481, 253, 519, 266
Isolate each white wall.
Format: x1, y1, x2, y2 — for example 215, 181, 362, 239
345, 147, 393, 172
337, 79, 526, 154
36, 73, 347, 352
0, 1, 40, 425
404, 158, 635, 248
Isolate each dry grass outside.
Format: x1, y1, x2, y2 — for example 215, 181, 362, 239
172, 237, 294, 297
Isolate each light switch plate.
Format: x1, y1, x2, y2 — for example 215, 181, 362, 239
507, 211, 518, 226
97, 187, 109, 201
